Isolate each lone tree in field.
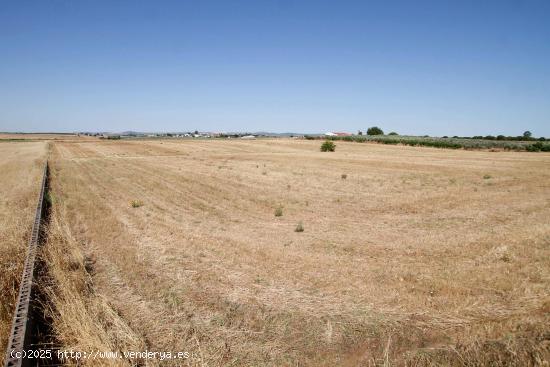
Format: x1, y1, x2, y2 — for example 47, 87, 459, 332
367, 126, 384, 135
523, 131, 532, 138
320, 140, 336, 152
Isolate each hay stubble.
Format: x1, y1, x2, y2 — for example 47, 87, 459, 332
48, 139, 550, 365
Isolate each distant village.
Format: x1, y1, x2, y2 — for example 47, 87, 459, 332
78, 131, 354, 139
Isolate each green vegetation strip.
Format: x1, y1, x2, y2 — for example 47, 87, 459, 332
307, 135, 550, 151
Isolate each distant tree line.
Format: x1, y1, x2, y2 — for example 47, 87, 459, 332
327, 128, 546, 142
305, 128, 549, 152
442, 131, 545, 142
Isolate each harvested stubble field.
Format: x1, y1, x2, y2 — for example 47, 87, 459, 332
0, 133, 80, 141
0, 141, 47, 352
42, 139, 550, 366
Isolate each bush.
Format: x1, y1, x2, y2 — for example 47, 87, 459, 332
367, 126, 384, 135
388, 132, 398, 135
526, 142, 550, 152
320, 141, 336, 152
295, 222, 304, 232
341, 174, 347, 180
130, 200, 143, 208
274, 207, 283, 217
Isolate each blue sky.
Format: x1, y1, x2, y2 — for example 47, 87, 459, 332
1, 0, 549, 136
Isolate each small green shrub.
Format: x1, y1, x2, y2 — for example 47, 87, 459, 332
44, 191, 53, 206
295, 222, 304, 232
130, 200, 143, 208
320, 141, 336, 152
274, 207, 283, 217
483, 174, 492, 180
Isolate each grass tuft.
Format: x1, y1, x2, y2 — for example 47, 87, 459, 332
130, 200, 143, 208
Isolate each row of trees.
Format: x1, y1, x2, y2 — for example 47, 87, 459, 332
442, 131, 545, 141
356, 129, 545, 141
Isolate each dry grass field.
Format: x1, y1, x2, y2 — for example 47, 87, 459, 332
41, 138, 550, 366
0, 133, 79, 141
0, 141, 47, 351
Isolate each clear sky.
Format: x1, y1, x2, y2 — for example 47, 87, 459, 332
1, 0, 549, 136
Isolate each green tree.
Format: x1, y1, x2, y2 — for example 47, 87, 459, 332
367, 126, 384, 135
523, 131, 532, 138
